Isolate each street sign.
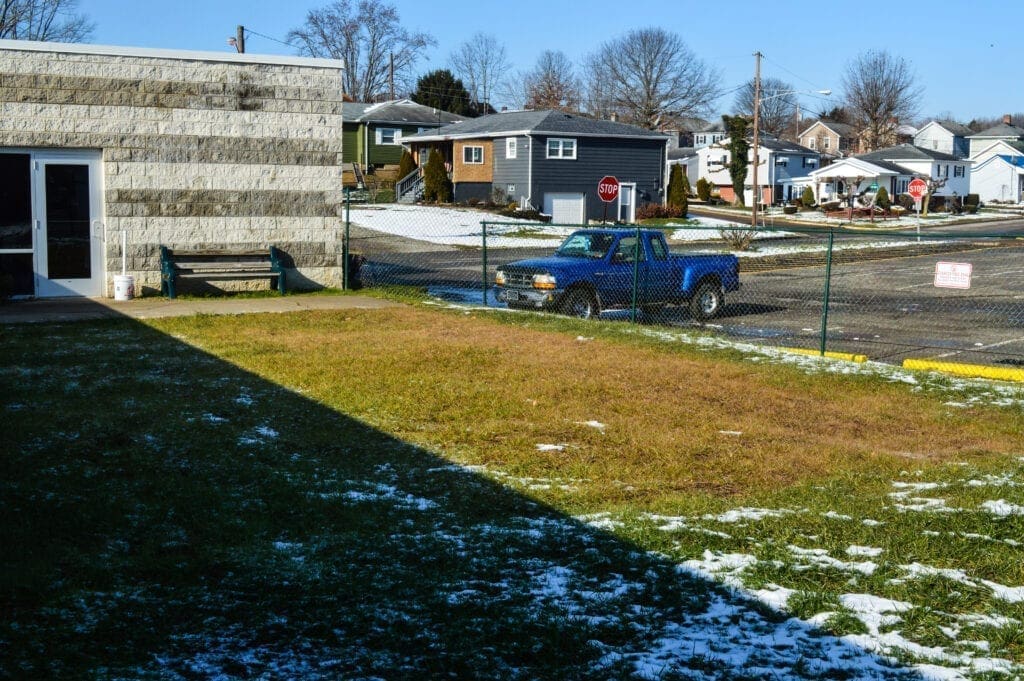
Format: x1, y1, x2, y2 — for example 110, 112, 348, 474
934, 262, 973, 289
598, 176, 620, 203
907, 178, 928, 201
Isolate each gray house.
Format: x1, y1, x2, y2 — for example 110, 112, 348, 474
404, 110, 669, 223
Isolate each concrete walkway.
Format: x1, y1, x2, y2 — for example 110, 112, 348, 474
0, 294, 401, 324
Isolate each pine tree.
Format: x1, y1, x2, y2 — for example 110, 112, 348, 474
422, 149, 451, 203
801, 186, 815, 208
696, 177, 712, 203
398, 149, 416, 181
875, 186, 890, 210
667, 166, 686, 210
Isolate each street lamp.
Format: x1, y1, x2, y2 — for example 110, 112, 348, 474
751, 52, 831, 228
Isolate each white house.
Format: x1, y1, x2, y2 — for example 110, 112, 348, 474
913, 120, 971, 158
808, 144, 970, 205
967, 116, 1024, 157
696, 136, 820, 205
692, 120, 727, 150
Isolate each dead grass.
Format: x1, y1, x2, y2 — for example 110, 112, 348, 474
153, 306, 1023, 508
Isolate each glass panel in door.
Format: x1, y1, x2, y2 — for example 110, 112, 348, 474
0, 154, 34, 296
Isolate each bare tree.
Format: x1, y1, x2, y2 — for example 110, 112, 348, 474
841, 50, 922, 152
733, 77, 798, 140
0, 0, 93, 42
288, 0, 435, 102
519, 50, 580, 112
448, 33, 509, 114
584, 27, 720, 129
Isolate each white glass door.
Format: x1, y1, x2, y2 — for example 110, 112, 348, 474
618, 183, 636, 223
33, 152, 104, 297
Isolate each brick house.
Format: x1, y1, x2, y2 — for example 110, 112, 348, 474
0, 39, 345, 298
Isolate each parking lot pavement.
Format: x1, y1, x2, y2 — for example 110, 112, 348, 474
0, 294, 401, 325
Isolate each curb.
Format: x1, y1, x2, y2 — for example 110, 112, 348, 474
902, 359, 1024, 383
780, 347, 868, 363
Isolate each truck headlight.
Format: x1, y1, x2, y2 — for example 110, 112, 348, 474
533, 273, 557, 290
495, 270, 506, 286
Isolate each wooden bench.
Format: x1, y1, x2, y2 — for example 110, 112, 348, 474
160, 246, 287, 299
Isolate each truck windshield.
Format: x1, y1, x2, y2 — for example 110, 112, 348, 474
554, 232, 615, 259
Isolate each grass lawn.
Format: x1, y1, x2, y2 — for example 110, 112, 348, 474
2, 304, 1023, 679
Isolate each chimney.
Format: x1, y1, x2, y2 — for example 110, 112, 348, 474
1004, 114, 1012, 125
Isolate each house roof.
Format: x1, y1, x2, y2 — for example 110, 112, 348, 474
808, 157, 899, 179
344, 99, 462, 126
801, 120, 855, 138
969, 122, 1024, 139
668, 147, 696, 161
697, 119, 726, 133
404, 109, 669, 142
857, 143, 959, 163
919, 120, 973, 137
757, 138, 817, 154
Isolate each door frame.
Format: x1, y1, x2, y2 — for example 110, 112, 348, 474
16, 149, 105, 298
617, 182, 636, 223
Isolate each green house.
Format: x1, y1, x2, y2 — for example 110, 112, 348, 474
343, 99, 463, 172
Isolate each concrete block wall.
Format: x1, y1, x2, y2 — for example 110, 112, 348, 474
0, 42, 345, 296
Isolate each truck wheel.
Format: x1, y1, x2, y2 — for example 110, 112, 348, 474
689, 281, 723, 321
562, 289, 598, 319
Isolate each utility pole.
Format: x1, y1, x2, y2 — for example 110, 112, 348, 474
389, 53, 395, 100
751, 51, 762, 229
234, 25, 245, 54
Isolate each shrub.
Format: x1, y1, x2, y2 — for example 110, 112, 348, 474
498, 208, 551, 222
696, 177, 712, 202
800, 186, 815, 208
667, 166, 687, 213
681, 171, 692, 196
490, 186, 508, 206
397, 149, 417, 180
636, 203, 687, 221
783, 205, 798, 215
964, 193, 980, 207
820, 201, 841, 212
422, 149, 452, 203
875, 186, 891, 210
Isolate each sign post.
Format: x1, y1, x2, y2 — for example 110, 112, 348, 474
598, 175, 619, 223
907, 178, 927, 241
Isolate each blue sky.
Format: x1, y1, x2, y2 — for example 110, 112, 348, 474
85, 0, 1020, 123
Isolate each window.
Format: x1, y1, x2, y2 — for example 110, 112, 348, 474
898, 179, 909, 193
808, 138, 816, 149
506, 138, 517, 159
376, 128, 401, 145
463, 145, 484, 164
954, 165, 965, 178
933, 140, 938, 150
648, 235, 668, 261
613, 236, 645, 263
546, 138, 577, 159
824, 137, 831, 150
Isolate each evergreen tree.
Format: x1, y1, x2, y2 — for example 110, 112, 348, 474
696, 177, 712, 202
398, 149, 417, 180
422, 149, 451, 203
801, 186, 815, 208
681, 171, 692, 196
667, 166, 686, 210
723, 115, 750, 206
875, 186, 890, 210
412, 69, 472, 116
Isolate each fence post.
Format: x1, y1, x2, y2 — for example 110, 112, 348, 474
482, 221, 488, 306
819, 229, 834, 356
343, 187, 351, 291
631, 225, 640, 323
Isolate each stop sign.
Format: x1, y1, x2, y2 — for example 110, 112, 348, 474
907, 178, 928, 201
598, 176, 620, 203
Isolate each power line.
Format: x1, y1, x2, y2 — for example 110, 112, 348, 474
243, 27, 294, 49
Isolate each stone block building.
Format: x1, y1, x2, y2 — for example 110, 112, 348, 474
0, 39, 345, 298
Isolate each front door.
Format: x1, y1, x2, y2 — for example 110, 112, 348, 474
618, 183, 636, 223
31, 152, 104, 297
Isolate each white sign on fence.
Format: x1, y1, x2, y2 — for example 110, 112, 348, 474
934, 261, 973, 289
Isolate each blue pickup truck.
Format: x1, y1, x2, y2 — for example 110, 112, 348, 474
494, 228, 740, 321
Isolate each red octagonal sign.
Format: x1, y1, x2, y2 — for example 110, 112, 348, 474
907, 178, 928, 201
598, 175, 620, 203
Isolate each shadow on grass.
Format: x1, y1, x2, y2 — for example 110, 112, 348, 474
0, 308, 920, 679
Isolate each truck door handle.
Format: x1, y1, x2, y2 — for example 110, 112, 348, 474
594, 272, 606, 277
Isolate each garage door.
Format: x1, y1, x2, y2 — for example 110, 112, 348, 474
544, 193, 585, 225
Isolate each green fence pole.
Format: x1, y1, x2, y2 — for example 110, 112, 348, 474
343, 187, 351, 291
631, 225, 640, 323
819, 229, 834, 356
482, 221, 488, 306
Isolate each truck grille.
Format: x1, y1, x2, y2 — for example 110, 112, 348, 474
500, 267, 543, 289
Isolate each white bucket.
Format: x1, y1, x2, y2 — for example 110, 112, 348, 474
113, 274, 135, 301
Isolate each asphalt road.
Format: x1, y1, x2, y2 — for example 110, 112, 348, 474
355, 225, 1024, 367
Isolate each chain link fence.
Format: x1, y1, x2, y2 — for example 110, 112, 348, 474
342, 196, 1024, 371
